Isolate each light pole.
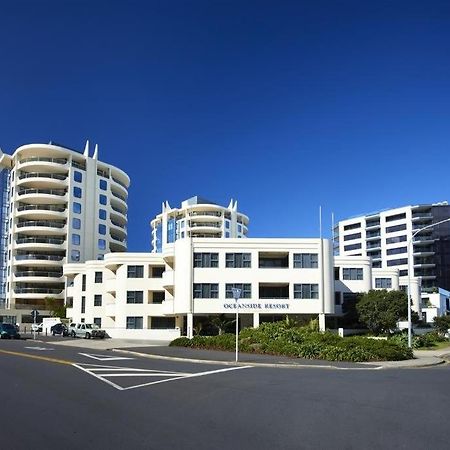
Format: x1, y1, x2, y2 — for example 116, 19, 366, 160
231, 287, 242, 362
407, 217, 450, 348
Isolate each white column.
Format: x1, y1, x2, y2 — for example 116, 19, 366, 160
253, 313, 260, 328
319, 313, 326, 332
187, 313, 193, 338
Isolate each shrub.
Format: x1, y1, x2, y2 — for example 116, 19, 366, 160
169, 337, 192, 347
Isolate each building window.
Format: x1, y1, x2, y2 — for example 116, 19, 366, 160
225, 283, 251, 299
94, 272, 103, 283
293, 284, 319, 299
72, 234, 80, 245
293, 253, 318, 268
151, 317, 175, 329
193, 253, 219, 268
71, 250, 80, 262
225, 232, 230, 238
387, 258, 408, 266
97, 254, 104, 260
225, 253, 251, 268
334, 267, 340, 280
150, 266, 165, 278
344, 243, 362, 251
386, 224, 407, 234
386, 213, 406, 222
342, 268, 363, 280
386, 246, 407, 256
343, 232, 361, 241
93, 318, 102, 327
73, 187, 82, 198
82, 274, 86, 291
225, 220, 230, 229
375, 278, 392, 289
99, 209, 107, 220
73, 202, 82, 214
127, 291, 144, 304
94, 294, 102, 306
73, 218, 81, 229
237, 224, 242, 232
98, 224, 106, 235
399, 269, 408, 276
127, 265, 144, 278
74, 171, 82, 183
126, 316, 143, 329
81, 296, 85, 313
151, 291, 165, 304
343, 222, 361, 231
99, 179, 108, 190
98, 239, 106, 250
386, 235, 407, 244
335, 291, 341, 305
99, 194, 107, 205
193, 283, 219, 298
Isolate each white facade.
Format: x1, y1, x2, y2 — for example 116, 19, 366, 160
336, 202, 450, 313
150, 196, 249, 252
64, 237, 406, 340
0, 142, 129, 318
421, 288, 450, 323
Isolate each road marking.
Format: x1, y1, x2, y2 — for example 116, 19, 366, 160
24, 346, 54, 351
72, 363, 253, 391
0, 349, 73, 365
79, 352, 134, 361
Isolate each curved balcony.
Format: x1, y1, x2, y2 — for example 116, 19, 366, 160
15, 236, 66, 251
110, 195, 128, 211
13, 286, 64, 299
16, 220, 66, 235
162, 269, 174, 289
16, 204, 66, 220
14, 270, 64, 283
18, 156, 68, 173
109, 241, 126, 252
188, 222, 222, 234
17, 172, 68, 189
110, 178, 128, 196
14, 254, 65, 266
18, 188, 67, 204
109, 220, 127, 238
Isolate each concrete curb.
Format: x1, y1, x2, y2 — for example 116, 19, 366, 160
112, 348, 446, 370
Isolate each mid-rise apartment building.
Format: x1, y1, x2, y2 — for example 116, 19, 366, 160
64, 238, 421, 340
151, 196, 249, 252
335, 202, 450, 295
0, 142, 129, 322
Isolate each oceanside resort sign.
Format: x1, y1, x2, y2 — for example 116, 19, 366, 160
223, 302, 290, 310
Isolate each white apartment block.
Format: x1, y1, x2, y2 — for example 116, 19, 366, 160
151, 196, 249, 252
0, 142, 129, 320
64, 238, 418, 340
336, 202, 450, 315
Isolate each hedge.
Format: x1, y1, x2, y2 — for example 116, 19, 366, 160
170, 322, 413, 362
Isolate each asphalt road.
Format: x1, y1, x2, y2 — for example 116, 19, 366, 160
1, 339, 449, 450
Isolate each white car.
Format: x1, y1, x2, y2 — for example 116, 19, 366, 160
68, 322, 106, 339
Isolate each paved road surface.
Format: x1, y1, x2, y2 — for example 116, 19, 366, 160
1, 339, 449, 450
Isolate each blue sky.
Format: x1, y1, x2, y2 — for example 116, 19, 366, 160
1, 0, 449, 251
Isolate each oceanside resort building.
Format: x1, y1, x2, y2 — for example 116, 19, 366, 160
64, 198, 422, 339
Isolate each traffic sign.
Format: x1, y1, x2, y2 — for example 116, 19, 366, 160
31, 310, 39, 320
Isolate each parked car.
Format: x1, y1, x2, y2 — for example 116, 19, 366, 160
0, 323, 21, 339
31, 323, 43, 332
68, 323, 106, 339
50, 323, 69, 337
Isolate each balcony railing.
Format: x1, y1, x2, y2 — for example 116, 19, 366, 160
366, 241, 381, 249
111, 190, 127, 202
111, 176, 127, 189
110, 219, 126, 230
190, 222, 222, 228
16, 237, 65, 245
18, 204, 66, 213
17, 220, 66, 229
15, 271, 63, 278
15, 254, 64, 262
14, 287, 63, 294
20, 157, 67, 165
71, 160, 86, 170
18, 188, 66, 197
19, 172, 67, 181
189, 211, 222, 217
111, 204, 126, 215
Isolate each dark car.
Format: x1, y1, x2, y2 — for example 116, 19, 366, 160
50, 323, 69, 337
0, 323, 21, 339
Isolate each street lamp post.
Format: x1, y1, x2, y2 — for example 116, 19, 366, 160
231, 287, 242, 362
407, 217, 450, 348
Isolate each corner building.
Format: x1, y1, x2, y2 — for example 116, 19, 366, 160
0, 142, 129, 320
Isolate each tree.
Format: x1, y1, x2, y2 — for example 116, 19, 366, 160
210, 314, 235, 335
433, 315, 450, 335
356, 290, 408, 335
44, 297, 66, 318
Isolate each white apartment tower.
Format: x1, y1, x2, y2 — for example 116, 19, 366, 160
151, 196, 249, 252
0, 142, 129, 317
335, 202, 450, 294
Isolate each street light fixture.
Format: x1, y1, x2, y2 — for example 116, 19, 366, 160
407, 216, 450, 348
231, 287, 242, 362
